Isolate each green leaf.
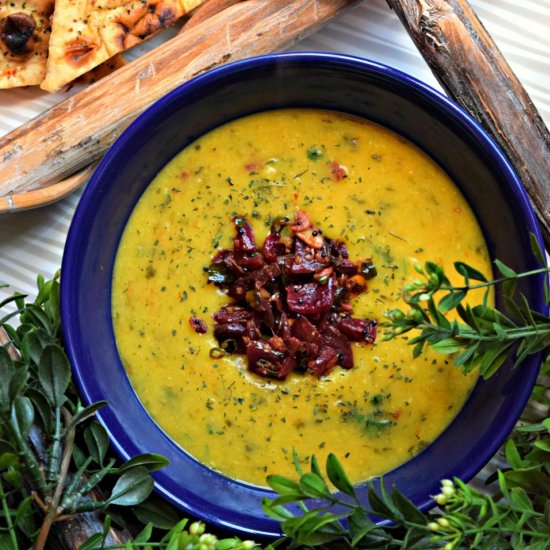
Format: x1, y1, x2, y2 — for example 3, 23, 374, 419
510, 487, 534, 512
267, 474, 301, 496
20, 331, 44, 366
10, 395, 34, 439
0, 534, 17, 550
292, 448, 304, 477
38, 344, 71, 407
3, 469, 23, 489
116, 453, 170, 474
26, 388, 53, 433
310, 455, 323, 478
77, 533, 104, 550
14, 496, 35, 537
21, 305, 52, 335
498, 470, 511, 500
0, 347, 15, 411
438, 291, 467, 313
367, 483, 395, 519
282, 511, 345, 546
478, 343, 514, 378
505, 439, 523, 469
8, 365, 29, 403
391, 486, 426, 524
430, 338, 465, 354
455, 261, 488, 282
529, 232, 546, 266
348, 508, 381, 546
69, 401, 107, 429
84, 422, 109, 466
325, 454, 356, 498
412, 339, 425, 359
108, 466, 154, 506
454, 342, 480, 368
494, 259, 518, 278
0, 450, 17, 467
261, 498, 295, 521
133, 522, 153, 543
298, 472, 332, 499
132, 496, 180, 529
456, 303, 480, 332
534, 439, 550, 452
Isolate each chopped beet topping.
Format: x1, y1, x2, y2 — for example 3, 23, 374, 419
205, 211, 378, 379
189, 317, 207, 334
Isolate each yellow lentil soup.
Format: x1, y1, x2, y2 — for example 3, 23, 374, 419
112, 109, 490, 486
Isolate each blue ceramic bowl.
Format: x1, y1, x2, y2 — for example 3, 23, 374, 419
61, 52, 545, 538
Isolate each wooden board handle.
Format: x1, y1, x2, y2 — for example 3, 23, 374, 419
387, 0, 550, 248
0, 0, 359, 206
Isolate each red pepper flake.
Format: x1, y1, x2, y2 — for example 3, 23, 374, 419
244, 161, 260, 173
329, 161, 349, 181
189, 317, 207, 334
180, 170, 190, 180
391, 409, 402, 420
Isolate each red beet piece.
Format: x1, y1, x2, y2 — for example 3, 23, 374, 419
246, 340, 293, 380
334, 317, 378, 343
234, 251, 265, 272
290, 239, 327, 274
321, 326, 354, 370
285, 276, 336, 314
307, 347, 339, 377
232, 216, 256, 252
262, 233, 282, 263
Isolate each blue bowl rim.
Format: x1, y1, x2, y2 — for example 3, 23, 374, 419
61, 51, 546, 538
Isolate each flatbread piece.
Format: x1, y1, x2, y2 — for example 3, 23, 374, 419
41, 0, 203, 92
0, 0, 54, 88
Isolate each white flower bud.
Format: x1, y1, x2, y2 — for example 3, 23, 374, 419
437, 517, 449, 528
199, 533, 218, 546
189, 522, 205, 536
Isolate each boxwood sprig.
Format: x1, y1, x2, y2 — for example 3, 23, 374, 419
0, 275, 257, 550
383, 234, 550, 378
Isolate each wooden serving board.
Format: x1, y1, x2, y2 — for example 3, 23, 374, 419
0, 0, 360, 212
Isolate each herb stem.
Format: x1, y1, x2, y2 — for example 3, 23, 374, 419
422, 323, 550, 343
439, 266, 549, 292
0, 480, 19, 550
35, 407, 75, 550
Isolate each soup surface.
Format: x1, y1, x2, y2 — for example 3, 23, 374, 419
112, 109, 490, 486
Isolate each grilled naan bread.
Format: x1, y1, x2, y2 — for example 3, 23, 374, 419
0, 0, 54, 88
41, 0, 202, 92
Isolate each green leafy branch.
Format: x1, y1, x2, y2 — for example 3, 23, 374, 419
0, 274, 259, 550
382, 234, 550, 378
262, 447, 550, 549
